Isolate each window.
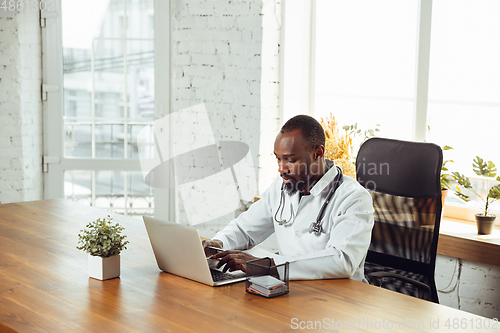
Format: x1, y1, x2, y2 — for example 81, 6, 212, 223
427, 0, 500, 209
42, 0, 169, 218
314, 0, 418, 141
282, 0, 500, 213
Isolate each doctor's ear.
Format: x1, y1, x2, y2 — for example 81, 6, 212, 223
313, 146, 325, 160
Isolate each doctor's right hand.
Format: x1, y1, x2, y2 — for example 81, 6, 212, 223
202, 239, 223, 257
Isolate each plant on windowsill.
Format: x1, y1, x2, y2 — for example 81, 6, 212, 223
452, 156, 500, 235
440, 145, 454, 205
77, 215, 129, 280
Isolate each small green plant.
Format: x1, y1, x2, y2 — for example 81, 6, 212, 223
452, 156, 500, 217
342, 122, 381, 146
77, 215, 129, 257
440, 145, 454, 190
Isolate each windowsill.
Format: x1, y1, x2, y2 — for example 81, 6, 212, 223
439, 204, 500, 267
442, 202, 500, 221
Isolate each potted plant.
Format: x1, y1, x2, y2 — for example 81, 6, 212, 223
440, 145, 454, 205
452, 156, 500, 235
77, 215, 129, 280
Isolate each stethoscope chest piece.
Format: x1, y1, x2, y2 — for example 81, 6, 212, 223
308, 221, 322, 235
278, 219, 288, 226
308, 166, 343, 236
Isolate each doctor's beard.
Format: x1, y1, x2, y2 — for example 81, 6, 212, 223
281, 157, 314, 195
283, 179, 308, 196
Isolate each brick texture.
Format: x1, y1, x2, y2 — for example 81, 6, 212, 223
436, 254, 500, 319
171, 0, 280, 236
0, 9, 43, 204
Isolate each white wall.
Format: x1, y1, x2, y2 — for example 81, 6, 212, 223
0, 9, 43, 204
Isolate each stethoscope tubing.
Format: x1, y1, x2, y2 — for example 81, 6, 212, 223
274, 166, 344, 235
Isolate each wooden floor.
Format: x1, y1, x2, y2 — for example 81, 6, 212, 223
0, 199, 498, 332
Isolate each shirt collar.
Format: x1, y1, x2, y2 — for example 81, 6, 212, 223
310, 160, 338, 197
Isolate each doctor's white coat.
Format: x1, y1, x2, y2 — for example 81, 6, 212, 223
213, 164, 375, 281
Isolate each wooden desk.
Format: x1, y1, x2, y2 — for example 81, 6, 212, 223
0, 199, 497, 332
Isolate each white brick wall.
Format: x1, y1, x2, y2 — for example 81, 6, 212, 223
0, 9, 43, 204
171, 0, 280, 240
436, 254, 500, 319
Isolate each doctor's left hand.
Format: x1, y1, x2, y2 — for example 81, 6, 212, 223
210, 250, 258, 273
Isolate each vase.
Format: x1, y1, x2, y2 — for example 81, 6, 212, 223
475, 214, 496, 235
88, 254, 120, 280
441, 189, 448, 207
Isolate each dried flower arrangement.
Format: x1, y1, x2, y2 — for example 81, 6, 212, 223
321, 114, 356, 178
321, 113, 379, 179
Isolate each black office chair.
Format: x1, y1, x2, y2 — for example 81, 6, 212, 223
356, 137, 442, 303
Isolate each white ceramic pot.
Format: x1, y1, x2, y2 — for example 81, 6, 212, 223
88, 254, 120, 280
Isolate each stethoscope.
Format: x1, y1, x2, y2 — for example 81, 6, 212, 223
274, 166, 343, 236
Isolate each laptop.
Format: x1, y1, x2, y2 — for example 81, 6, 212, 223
143, 216, 247, 286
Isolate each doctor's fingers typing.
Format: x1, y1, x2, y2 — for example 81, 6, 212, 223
202, 239, 223, 249
210, 250, 258, 273
202, 239, 223, 256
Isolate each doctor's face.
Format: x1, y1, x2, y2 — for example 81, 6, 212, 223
274, 129, 315, 195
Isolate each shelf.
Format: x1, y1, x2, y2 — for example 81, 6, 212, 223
437, 217, 500, 267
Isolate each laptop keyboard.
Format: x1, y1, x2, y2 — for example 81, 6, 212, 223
210, 269, 239, 282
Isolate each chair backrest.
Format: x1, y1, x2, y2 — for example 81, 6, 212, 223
356, 137, 443, 302
356, 138, 442, 198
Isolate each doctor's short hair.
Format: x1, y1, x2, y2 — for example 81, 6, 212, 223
280, 114, 325, 151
